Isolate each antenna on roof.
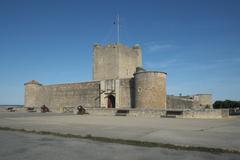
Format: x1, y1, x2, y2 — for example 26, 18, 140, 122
114, 14, 120, 44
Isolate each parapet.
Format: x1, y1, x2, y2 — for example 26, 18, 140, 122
93, 43, 142, 50
24, 80, 42, 86
132, 44, 141, 49
134, 70, 167, 78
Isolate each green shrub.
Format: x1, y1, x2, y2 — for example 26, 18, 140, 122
213, 100, 240, 109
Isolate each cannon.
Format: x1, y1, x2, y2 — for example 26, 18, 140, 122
76, 105, 86, 115
41, 105, 49, 113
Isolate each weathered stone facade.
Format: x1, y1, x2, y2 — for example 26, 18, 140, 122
24, 43, 212, 112
134, 71, 167, 109
193, 94, 212, 108
93, 44, 142, 80
24, 81, 100, 112
166, 94, 212, 110
25, 44, 144, 111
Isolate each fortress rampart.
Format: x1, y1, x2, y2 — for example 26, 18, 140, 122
24, 43, 212, 112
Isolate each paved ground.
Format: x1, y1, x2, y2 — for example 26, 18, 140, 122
0, 112, 240, 153
0, 131, 239, 160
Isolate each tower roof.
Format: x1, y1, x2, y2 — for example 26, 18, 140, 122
24, 80, 42, 86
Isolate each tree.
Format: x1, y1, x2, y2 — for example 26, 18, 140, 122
213, 100, 240, 109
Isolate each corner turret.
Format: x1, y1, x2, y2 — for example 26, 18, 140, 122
24, 80, 42, 108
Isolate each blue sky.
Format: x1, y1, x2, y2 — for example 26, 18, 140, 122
0, 0, 240, 104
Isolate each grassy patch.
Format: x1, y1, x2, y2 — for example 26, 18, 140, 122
0, 126, 239, 155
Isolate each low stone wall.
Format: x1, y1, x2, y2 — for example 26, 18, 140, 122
17, 106, 230, 119
167, 96, 194, 109
86, 108, 116, 116
0, 108, 8, 112
83, 108, 229, 119
183, 109, 229, 119
83, 108, 166, 117
0, 107, 25, 113
128, 109, 165, 117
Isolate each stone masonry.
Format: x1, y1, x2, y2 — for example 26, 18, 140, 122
24, 43, 212, 112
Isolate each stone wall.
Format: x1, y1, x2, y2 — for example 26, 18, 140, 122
119, 78, 134, 108
93, 44, 142, 80
99, 79, 118, 108
193, 94, 212, 107
167, 96, 194, 109
183, 109, 229, 119
118, 44, 142, 79
24, 42, 213, 112
128, 109, 166, 117
93, 44, 119, 80
99, 78, 133, 108
83, 108, 229, 119
134, 71, 167, 109
84, 108, 165, 117
25, 81, 100, 112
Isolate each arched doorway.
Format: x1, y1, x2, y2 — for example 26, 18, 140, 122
107, 95, 115, 108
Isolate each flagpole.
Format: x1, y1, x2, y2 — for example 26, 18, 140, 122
117, 14, 120, 44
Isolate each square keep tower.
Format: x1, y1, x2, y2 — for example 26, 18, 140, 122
93, 44, 142, 80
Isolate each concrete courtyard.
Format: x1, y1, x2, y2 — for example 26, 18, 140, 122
1, 130, 239, 160
0, 112, 240, 152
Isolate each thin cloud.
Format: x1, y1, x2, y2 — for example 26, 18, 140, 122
183, 64, 217, 71
144, 59, 177, 69
210, 58, 240, 63
144, 59, 218, 71
148, 44, 173, 52
144, 42, 174, 53
144, 50, 240, 72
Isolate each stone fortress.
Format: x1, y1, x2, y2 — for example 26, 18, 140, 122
24, 43, 213, 115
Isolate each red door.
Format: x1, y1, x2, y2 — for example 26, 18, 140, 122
107, 95, 115, 108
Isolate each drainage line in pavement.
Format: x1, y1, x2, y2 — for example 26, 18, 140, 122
0, 126, 239, 155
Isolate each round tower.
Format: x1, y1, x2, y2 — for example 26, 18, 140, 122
24, 80, 42, 108
134, 71, 167, 109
